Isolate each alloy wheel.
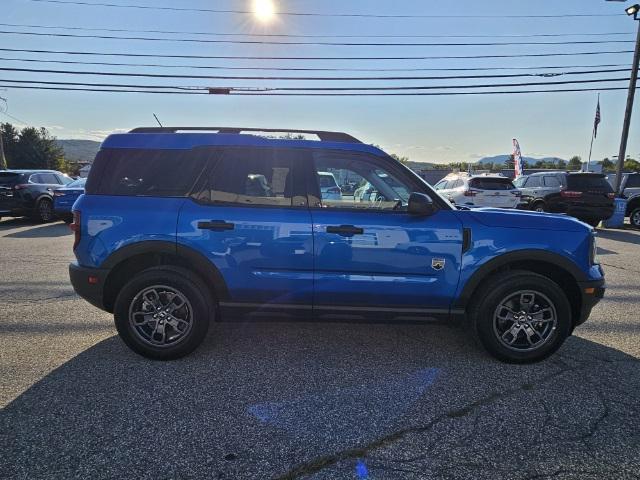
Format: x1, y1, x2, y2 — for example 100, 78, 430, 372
493, 290, 558, 352
128, 285, 194, 348
39, 199, 53, 221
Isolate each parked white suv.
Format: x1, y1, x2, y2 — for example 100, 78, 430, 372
433, 173, 522, 209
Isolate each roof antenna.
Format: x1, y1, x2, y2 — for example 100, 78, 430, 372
153, 113, 163, 127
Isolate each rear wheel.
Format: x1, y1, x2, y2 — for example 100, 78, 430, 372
114, 266, 213, 360
35, 197, 54, 222
469, 270, 572, 363
531, 201, 546, 213
630, 207, 640, 229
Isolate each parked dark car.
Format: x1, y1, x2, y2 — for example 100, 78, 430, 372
515, 171, 614, 227
54, 177, 87, 223
0, 169, 73, 222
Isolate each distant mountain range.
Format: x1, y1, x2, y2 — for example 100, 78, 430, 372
56, 139, 101, 164
475, 155, 567, 165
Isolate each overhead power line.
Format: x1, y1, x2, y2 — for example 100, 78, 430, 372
0, 22, 635, 39
0, 47, 633, 61
0, 56, 630, 73
28, 0, 623, 19
1, 84, 637, 96
0, 77, 631, 92
0, 29, 634, 47
0, 66, 632, 82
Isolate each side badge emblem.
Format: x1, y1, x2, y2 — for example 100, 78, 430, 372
432, 258, 445, 271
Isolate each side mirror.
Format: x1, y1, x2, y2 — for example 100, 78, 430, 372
407, 192, 435, 216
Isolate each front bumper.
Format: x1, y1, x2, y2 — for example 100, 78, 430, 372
69, 262, 109, 311
575, 277, 606, 326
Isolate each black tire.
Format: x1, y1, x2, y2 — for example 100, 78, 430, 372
113, 266, 213, 360
469, 270, 572, 363
630, 207, 640, 229
531, 201, 546, 213
34, 197, 54, 223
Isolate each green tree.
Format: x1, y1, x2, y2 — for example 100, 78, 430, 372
601, 157, 615, 172
568, 155, 582, 171
623, 159, 640, 172
389, 153, 409, 164
504, 154, 515, 169
1, 124, 66, 171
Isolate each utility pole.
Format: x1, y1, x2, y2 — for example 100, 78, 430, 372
0, 126, 6, 170
614, 4, 640, 195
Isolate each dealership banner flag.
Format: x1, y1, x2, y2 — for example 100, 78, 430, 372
513, 138, 524, 178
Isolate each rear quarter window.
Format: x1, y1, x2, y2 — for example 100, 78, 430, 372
469, 178, 515, 190
86, 148, 209, 197
0, 173, 22, 186
567, 175, 614, 192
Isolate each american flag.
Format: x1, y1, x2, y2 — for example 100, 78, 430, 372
513, 138, 523, 178
594, 97, 601, 138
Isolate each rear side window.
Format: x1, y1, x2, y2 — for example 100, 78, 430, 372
86, 148, 209, 197
469, 178, 515, 190
201, 147, 307, 207
0, 173, 21, 186
567, 175, 614, 192
543, 176, 561, 187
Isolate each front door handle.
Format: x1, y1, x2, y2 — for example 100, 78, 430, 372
326, 225, 364, 237
197, 220, 235, 231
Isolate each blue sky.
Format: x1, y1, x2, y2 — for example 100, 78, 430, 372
1, 0, 639, 163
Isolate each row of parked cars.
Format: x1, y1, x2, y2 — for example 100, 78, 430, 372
0, 169, 86, 223
434, 171, 640, 228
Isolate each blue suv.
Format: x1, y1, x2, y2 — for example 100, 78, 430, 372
69, 127, 605, 363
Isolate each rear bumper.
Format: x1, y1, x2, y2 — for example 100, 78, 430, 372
549, 203, 615, 220
575, 276, 606, 326
69, 262, 109, 311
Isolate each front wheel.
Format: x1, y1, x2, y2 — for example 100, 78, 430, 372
469, 270, 572, 363
114, 266, 212, 360
35, 197, 54, 222
630, 207, 640, 229
531, 201, 546, 213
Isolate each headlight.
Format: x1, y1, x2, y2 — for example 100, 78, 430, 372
590, 233, 598, 265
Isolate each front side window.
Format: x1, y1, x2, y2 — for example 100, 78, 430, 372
311, 152, 421, 211
38, 173, 60, 185
526, 176, 542, 188
203, 147, 306, 207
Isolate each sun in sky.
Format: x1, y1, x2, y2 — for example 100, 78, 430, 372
253, 0, 276, 22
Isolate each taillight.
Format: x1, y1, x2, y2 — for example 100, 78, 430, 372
53, 190, 66, 197
607, 192, 615, 199
560, 190, 583, 198
463, 190, 477, 197
70, 211, 81, 250
13, 184, 28, 190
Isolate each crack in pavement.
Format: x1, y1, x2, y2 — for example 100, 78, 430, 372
275, 360, 576, 480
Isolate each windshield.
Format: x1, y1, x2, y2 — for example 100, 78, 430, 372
66, 178, 87, 189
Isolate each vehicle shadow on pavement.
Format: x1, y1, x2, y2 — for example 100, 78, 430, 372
2, 322, 639, 480
597, 228, 640, 245
3, 222, 71, 238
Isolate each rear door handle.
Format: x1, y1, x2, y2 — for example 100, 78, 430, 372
197, 220, 235, 231
326, 225, 364, 237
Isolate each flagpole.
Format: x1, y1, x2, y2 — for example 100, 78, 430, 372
586, 93, 599, 172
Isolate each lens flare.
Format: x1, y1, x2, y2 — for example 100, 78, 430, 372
253, 0, 276, 22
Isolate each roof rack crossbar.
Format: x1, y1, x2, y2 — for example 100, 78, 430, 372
128, 126, 361, 144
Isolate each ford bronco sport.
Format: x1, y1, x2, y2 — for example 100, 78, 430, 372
69, 127, 605, 363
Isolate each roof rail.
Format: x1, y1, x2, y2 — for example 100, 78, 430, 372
128, 126, 361, 143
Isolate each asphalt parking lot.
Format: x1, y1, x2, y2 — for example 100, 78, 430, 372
1, 218, 639, 480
